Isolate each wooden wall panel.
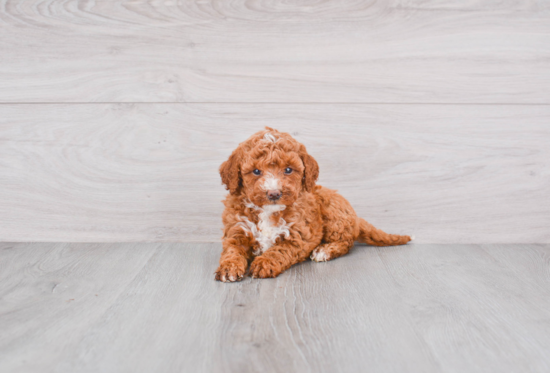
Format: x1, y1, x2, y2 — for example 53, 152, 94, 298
0, 0, 549, 103
1, 103, 548, 243
1, 1, 547, 242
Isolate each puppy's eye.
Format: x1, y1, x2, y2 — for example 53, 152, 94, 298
253, 169, 262, 176
284, 167, 293, 174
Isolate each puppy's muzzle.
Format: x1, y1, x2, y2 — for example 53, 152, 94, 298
267, 189, 282, 201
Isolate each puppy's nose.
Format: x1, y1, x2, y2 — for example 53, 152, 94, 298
267, 190, 282, 201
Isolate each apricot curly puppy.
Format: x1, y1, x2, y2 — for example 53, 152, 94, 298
215, 128, 412, 282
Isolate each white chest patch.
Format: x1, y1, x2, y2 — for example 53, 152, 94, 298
237, 201, 292, 255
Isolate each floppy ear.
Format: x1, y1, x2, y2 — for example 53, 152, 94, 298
219, 146, 244, 195
300, 149, 319, 192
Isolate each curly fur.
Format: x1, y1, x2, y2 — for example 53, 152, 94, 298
215, 127, 411, 282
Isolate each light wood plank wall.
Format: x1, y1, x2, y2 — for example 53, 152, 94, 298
0, 0, 548, 243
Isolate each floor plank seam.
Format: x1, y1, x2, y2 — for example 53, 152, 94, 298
1, 102, 550, 105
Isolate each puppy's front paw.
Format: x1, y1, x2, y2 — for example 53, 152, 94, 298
215, 261, 245, 283
250, 256, 282, 279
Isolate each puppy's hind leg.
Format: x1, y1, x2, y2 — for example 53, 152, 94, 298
310, 241, 354, 262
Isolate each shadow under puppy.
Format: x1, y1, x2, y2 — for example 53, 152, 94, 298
216, 127, 411, 282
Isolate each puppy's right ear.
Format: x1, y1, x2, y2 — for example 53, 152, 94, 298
219, 145, 244, 195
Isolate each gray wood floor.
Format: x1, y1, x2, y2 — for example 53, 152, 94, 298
1, 242, 550, 373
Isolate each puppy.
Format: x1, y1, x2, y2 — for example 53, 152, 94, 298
216, 128, 411, 282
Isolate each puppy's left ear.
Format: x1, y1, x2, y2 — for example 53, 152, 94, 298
300, 147, 319, 192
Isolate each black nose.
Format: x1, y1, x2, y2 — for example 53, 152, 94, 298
267, 190, 282, 201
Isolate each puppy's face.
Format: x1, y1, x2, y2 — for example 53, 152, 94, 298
220, 128, 319, 208
240, 147, 305, 207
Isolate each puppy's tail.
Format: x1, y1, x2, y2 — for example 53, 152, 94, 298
357, 218, 412, 246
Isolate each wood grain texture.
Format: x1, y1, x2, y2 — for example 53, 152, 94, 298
0, 242, 157, 373
1, 0, 550, 103
1, 103, 548, 243
1, 242, 550, 373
